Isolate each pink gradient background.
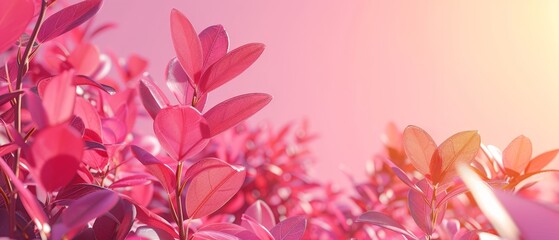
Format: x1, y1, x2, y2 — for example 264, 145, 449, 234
95, 1, 559, 185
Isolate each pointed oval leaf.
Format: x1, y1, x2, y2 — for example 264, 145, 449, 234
199, 25, 229, 71
154, 106, 210, 161
43, 71, 77, 125
356, 211, 417, 239
503, 135, 533, 174
139, 75, 170, 119
31, 125, 84, 192
270, 216, 307, 240
165, 57, 193, 105
199, 43, 265, 93
74, 97, 102, 136
525, 149, 559, 173
37, 0, 103, 43
0, 0, 34, 52
403, 125, 437, 176
61, 190, 119, 228
241, 214, 274, 240
430, 130, 480, 185
244, 200, 276, 230
131, 145, 176, 193
170, 9, 203, 81
204, 93, 272, 137
185, 158, 246, 218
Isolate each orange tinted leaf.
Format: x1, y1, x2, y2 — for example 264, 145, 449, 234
403, 125, 436, 176
525, 149, 559, 173
430, 130, 480, 185
503, 135, 532, 174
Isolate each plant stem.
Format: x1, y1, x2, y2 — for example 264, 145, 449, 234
9, 0, 48, 236
429, 185, 438, 239
176, 162, 185, 240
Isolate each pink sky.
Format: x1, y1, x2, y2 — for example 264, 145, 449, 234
95, 1, 559, 186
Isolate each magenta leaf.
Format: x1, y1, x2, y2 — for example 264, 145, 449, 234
0, 149, 50, 235
185, 158, 246, 218
165, 57, 193, 105
30, 124, 84, 192
37, 0, 103, 43
139, 75, 170, 119
356, 211, 417, 239
170, 8, 203, 81
0, 91, 23, 107
24, 91, 48, 128
244, 200, 276, 230
74, 97, 102, 136
204, 93, 272, 136
42, 71, 77, 125
53, 190, 119, 239
73, 75, 116, 95
408, 179, 446, 235
132, 200, 179, 238
67, 43, 100, 76
131, 145, 176, 193
199, 43, 265, 93
0, 0, 34, 52
92, 199, 136, 240
154, 106, 210, 161
199, 25, 229, 71
269, 216, 307, 240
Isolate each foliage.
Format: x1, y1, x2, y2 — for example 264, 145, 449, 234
1, 1, 559, 240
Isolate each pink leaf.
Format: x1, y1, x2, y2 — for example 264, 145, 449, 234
154, 106, 210, 161
54, 190, 119, 239
194, 223, 260, 240
30, 124, 84, 192
525, 149, 559, 173
109, 174, 154, 189
185, 158, 246, 218
74, 97, 102, 136
241, 214, 274, 240
199, 25, 229, 71
503, 135, 533, 175
199, 43, 265, 93
67, 43, 100, 76
24, 91, 49, 128
356, 212, 417, 239
204, 93, 272, 136
165, 57, 193, 105
170, 9, 203, 81
43, 71, 76, 125
269, 216, 307, 240
408, 179, 446, 235
138, 75, 170, 119
131, 145, 176, 193
403, 125, 437, 176
0, 147, 50, 235
37, 0, 103, 43
0, 0, 34, 52
244, 200, 276, 230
